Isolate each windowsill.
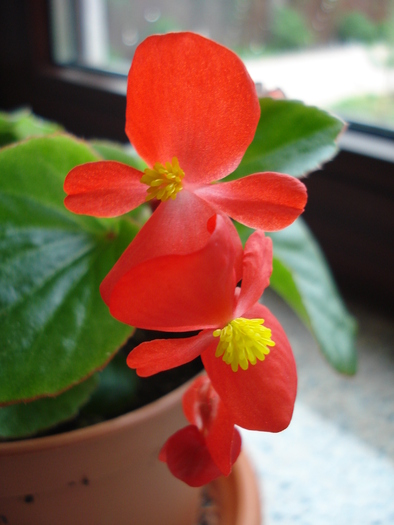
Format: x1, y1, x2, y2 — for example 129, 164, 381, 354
339, 130, 394, 163
44, 65, 127, 96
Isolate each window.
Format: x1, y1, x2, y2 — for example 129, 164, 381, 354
50, 0, 394, 134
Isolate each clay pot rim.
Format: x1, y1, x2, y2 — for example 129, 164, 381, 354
0, 374, 196, 455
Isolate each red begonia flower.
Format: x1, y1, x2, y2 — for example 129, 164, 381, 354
159, 376, 241, 487
64, 32, 307, 232
126, 215, 297, 432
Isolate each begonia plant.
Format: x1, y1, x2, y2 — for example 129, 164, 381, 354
0, 32, 356, 485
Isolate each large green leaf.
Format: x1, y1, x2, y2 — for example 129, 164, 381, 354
0, 135, 138, 404
0, 108, 62, 147
236, 220, 357, 375
226, 98, 344, 180
0, 376, 98, 440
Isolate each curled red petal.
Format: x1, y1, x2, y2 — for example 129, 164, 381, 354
205, 402, 241, 476
159, 425, 223, 487
126, 32, 260, 183
233, 231, 273, 318
182, 375, 214, 426
100, 191, 217, 305
202, 304, 297, 432
182, 376, 241, 476
64, 161, 146, 217
127, 331, 213, 377
195, 172, 307, 231
107, 214, 238, 330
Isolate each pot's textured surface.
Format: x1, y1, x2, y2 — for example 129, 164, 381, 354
0, 380, 199, 525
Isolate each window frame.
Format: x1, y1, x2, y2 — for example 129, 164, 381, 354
1, 0, 393, 307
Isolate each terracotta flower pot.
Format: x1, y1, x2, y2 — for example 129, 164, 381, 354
0, 379, 200, 525
0, 380, 262, 525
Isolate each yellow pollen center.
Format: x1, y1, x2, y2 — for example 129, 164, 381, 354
213, 318, 275, 372
140, 157, 184, 202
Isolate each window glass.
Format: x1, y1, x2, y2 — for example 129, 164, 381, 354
50, 0, 394, 133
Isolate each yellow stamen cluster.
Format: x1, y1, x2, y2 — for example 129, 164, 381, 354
140, 157, 184, 202
213, 318, 275, 372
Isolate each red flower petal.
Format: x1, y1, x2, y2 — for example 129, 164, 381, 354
159, 425, 223, 487
106, 214, 238, 330
100, 191, 243, 305
233, 231, 273, 318
100, 191, 218, 305
205, 402, 241, 476
182, 376, 240, 475
205, 426, 242, 476
127, 331, 213, 377
64, 161, 146, 217
202, 304, 297, 432
182, 375, 214, 426
126, 32, 260, 184
195, 172, 307, 230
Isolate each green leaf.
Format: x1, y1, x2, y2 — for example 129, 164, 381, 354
90, 139, 147, 171
236, 220, 357, 375
270, 257, 310, 327
0, 376, 98, 440
0, 135, 138, 404
0, 109, 62, 147
226, 98, 345, 180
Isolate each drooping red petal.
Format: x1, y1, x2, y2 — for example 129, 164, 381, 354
106, 214, 238, 331
100, 191, 218, 305
195, 172, 307, 230
202, 304, 297, 432
127, 331, 213, 377
64, 161, 146, 217
205, 402, 241, 476
126, 32, 260, 184
159, 425, 223, 487
182, 375, 240, 476
233, 231, 273, 319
